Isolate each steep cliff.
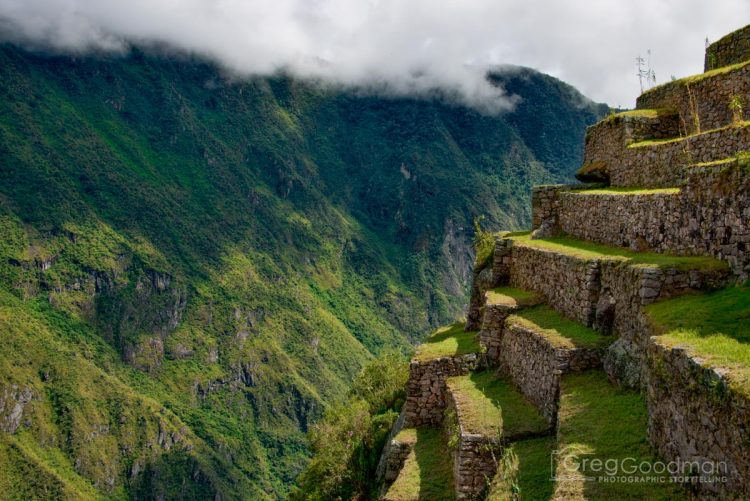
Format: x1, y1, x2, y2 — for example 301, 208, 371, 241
0, 44, 606, 498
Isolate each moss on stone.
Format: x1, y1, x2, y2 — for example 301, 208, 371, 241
506, 305, 608, 350
446, 371, 548, 439
413, 323, 480, 361
628, 120, 750, 148
646, 284, 750, 397
569, 187, 680, 196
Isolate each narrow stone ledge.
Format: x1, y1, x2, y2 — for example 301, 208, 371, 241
499, 316, 605, 425
479, 287, 544, 364
403, 353, 485, 428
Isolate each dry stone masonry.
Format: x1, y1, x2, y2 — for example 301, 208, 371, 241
379, 24, 750, 500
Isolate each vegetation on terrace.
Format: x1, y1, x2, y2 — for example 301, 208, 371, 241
646, 284, 750, 397
570, 187, 680, 196
554, 371, 687, 500
446, 371, 548, 438
506, 305, 609, 350
639, 59, 750, 101
488, 436, 557, 501
628, 120, 750, 148
0, 44, 606, 498
485, 286, 544, 308
507, 233, 729, 272
413, 323, 480, 361
382, 428, 454, 501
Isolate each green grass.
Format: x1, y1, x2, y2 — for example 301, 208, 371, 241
628, 120, 750, 148
488, 436, 556, 501
485, 287, 544, 308
507, 305, 608, 350
383, 428, 454, 501
640, 59, 750, 99
413, 323, 480, 361
600, 108, 677, 123
646, 284, 750, 396
446, 371, 549, 438
508, 233, 729, 272
394, 428, 419, 445
554, 371, 687, 500
570, 187, 680, 196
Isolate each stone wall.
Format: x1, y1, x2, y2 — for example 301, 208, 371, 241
498, 322, 602, 424
585, 121, 750, 188
580, 112, 681, 181
509, 244, 600, 326
445, 390, 501, 500
500, 238, 730, 388
465, 239, 511, 331
636, 62, 750, 135
403, 354, 484, 427
478, 302, 515, 364
554, 163, 750, 279
646, 340, 750, 497
705, 24, 750, 71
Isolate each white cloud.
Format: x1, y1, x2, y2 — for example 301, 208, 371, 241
0, 0, 747, 111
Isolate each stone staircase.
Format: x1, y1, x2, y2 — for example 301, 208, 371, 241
378, 24, 750, 500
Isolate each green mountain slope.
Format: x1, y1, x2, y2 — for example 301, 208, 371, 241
0, 44, 606, 498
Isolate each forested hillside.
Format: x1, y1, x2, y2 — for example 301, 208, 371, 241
0, 44, 605, 498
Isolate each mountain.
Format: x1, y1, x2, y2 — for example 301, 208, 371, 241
0, 44, 606, 499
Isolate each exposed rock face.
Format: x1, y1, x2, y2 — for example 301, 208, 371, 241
0, 385, 34, 433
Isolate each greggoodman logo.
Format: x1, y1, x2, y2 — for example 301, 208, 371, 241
550, 449, 730, 485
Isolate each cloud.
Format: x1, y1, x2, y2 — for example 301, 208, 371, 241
0, 0, 748, 111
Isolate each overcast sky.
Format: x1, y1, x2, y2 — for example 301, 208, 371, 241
0, 0, 748, 111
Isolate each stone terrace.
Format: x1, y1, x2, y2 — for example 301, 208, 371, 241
379, 24, 750, 500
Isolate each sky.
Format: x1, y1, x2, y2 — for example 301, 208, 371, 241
0, 0, 748, 112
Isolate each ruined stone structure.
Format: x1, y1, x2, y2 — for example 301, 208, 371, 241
379, 24, 750, 500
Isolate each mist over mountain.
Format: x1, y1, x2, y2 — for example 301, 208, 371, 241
0, 44, 605, 498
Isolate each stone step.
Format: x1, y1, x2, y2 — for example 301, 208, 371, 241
703, 24, 750, 72
479, 286, 544, 363
533, 156, 750, 279
444, 371, 549, 500
553, 370, 688, 500
403, 323, 485, 427
499, 305, 609, 425
645, 283, 750, 498
578, 119, 750, 188
578, 108, 681, 183
381, 428, 454, 501
497, 232, 730, 388
636, 58, 750, 136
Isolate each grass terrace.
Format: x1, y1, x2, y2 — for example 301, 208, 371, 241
488, 436, 557, 501
413, 322, 480, 362
446, 371, 548, 439
646, 284, 750, 397
628, 120, 750, 148
600, 108, 677, 123
507, 232, 729, 272
383, 428, 454, 501
554, 371, 687, 500
506, 305, 609, 350
485, 286, 544, 308
569, 187, 681, 196
639, 59, 750, 100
